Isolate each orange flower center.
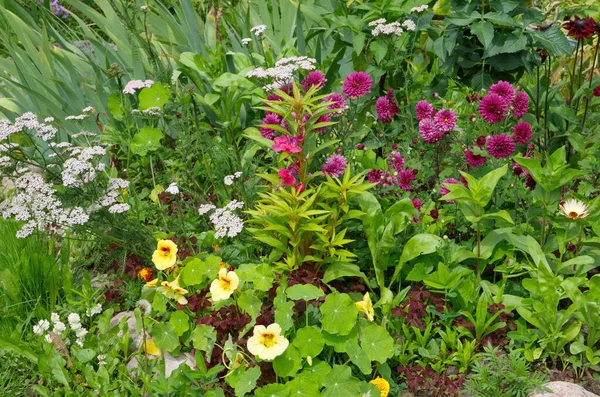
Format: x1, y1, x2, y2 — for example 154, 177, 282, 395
568, 211, 579, 219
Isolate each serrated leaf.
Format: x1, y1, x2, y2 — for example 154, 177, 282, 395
369, 41, 388, 64
471, 21, 494, 48
530, 26, 571, 57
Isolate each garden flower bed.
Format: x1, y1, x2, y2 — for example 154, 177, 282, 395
0, 0, 600, 396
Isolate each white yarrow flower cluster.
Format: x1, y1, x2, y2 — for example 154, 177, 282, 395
0, 112, 57, 142
90, 178, 130, 214
411, 4, 429, 13
250, 24, 267, 36
123, 79, 154, 95
61, 146, 106, 188
224, 171, 242, 186
241, 37, 252, 45
247, 56, 317, 91
65, 114, 88, 121
200, 200, 244, 238
165, 182, 180, 194
369, 19, 404, 36
402, 20, 417, 31
67, 312, 87, 347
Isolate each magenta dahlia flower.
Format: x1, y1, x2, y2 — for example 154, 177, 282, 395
376, 95, 399, 123
322, 154, 347, 177
486, 134, 515, 159
301, 70, 327, 92
511, 92, 529, 119
411, 198, 422, 211
324, 93, 347, 112
267, 93, 283, 102
434, 109, 457, 132
465, 150, 487, 167
489, 81, 515, 102
512, 121, 532, 144
396, 169, 416, 191
260, 113, 282, 139
388, 151, 405, 172
418, 118, 445, 143
367, 169, 384, 183
479, 93, 509, 124
342, 72, 372, 98
440, 178, 458, 197
416, 100, 435, 121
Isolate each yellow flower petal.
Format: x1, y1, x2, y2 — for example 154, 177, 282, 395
210, 268, 239, 302
369, 377, 390, 397
247, 322, 289, 361
356, 292, 375, 321
152, 240, 178, 270
144, 339, 161, 356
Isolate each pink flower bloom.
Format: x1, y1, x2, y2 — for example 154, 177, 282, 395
314, 114, 331, 133
295, 183, 305, 193
267, 93, 283, 102
512, 161, 525, 176
324, 93, 347, 112
512, 121, 532, 144
278, 168, 296, 186
376, 94, 398, 123
489, 81, 515, 102
486, 134, 515, 159
322, 154, 347, 177
342, 72, 372, 99
396, 169, 416, 190
465, 149, 487, 167
388, 151, 405, 172
440, 178, 458, 198
416, 100, 435, 121
411, 198, 422, 211
301, 70, 327, 92
418, 118, 445, 143
511, 92, 529, 119
476, 135, 487, 147
260, 113, 282, 139
367, 169, 384, 183
272, 135, 302, 153
479, 93, 509, 124
433, 109, 457, 132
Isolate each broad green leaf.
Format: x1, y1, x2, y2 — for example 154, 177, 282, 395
471, 21, 494, 48
107, 93, 124, 120
255, 384, 291, 397
130, 126, 163, 156
361, 323, 394, 363
152, 323, 179, 352
286, 378, 320, 397
247, 264, 275, 291
323, 263, 365, 283
399, 234, 443, 264
292, 326, 324, 357
295, 360, 331, 385
286, 284, 324, 301
238, 290, 262, 319
432, 0, 452, 15
138, 83, 170, 110
322, 365, 360, 397
320, 293, 358, 336
273, 345, 302, 377
345, 340, 371, 374
234, 366, 261, 397
275, 301, 295, 332
369, 41, 388, 64
181, 256, 221, 286
191, 325, 216, 356
72, 349, 96, 364
169, 311, 190, 336
323, 326, 359, 353
484, 31, 527, 58
38, 354, 70, 389
530, 26, 571, 57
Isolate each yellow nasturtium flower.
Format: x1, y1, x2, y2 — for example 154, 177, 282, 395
356, 292, 375, 322
157, 277, 188, 305
209, 268, 239, 301
152, 240, 178, 270
247, 323, 289, 361
144, 339, 161, 356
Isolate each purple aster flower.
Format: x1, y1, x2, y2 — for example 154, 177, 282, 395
42, 0, 70, 18
301, 70, 327, 92
324, 93, 347, 113
512, 121, 532, 144
465, 149, 487, 167
376, 93, 399, 123
511, 92, 529, 119
342, 72, 372, 99
418, 118, 445, 143
486, 134, 515, 159
260, 113, 282, 139
314, 114, 331, 133
267, 93, 283, 102
416, 100, 435, 121
479, 93, 509, 124
387, 151, 405, 172
489, 81, 515, 102
367, 169, 384, 183
396, 169, 417, 191
440, 178, 459, 201
322, 154, 347, 177
433, 109, 457, 132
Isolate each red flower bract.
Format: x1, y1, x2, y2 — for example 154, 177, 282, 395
342, 72, 372, 98
564, 16, 595, 39
486, 134, 515, 159
272, 136, 302, 153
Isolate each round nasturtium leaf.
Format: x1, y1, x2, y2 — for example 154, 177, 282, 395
286, 284, 324, 301
254, 383, 290, 397
169, 311, 190, 336
361, 323, 394, 363
273, 345, 302, 378
292, 326, 324, 358
320, 292, 358, 336
151, 322, 180, 352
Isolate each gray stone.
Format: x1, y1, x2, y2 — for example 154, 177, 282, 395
530, 381, 599, 397
164, 351, 196, 378
109, 311, 144, 348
